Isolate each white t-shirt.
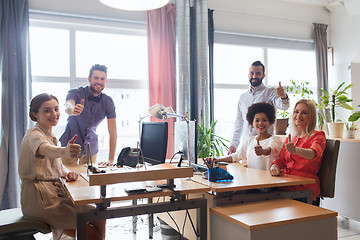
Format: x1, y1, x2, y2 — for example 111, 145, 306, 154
230, 83, 290, 148
231, 135, 282, 170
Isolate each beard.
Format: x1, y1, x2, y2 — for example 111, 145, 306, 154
90, 85, 104, 95
249, 78, 263, 87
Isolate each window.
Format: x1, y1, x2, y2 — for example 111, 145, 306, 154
29, 16, 149, 161
213, 33, 317, 144
29, 27, 70, 77
267, 48, 316, 88
214, 44, 263, 85
75, 31, 148, 80
32, 82, 70, 138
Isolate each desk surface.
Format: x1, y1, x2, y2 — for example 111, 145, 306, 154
64, 164, 210, 205
192, 163, 315, 193
276, 134, 360, 143
210, 198, 337, 231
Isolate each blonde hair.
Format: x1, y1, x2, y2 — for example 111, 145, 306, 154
289, 99, 317, 137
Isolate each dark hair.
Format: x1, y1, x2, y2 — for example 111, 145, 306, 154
89, 64, 108, 78
246, 102, 276, 125
29, 93, 58, 122
251, 61, 265, 74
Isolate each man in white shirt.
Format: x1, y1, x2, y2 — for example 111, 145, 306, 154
228, 61, 289, 154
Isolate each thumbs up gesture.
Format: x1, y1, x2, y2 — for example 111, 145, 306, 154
276, 81, 287, 99
285, 134, 297, 154
64, 134, 81, 158
254, 136, 264, 156
73, 99, 85, 116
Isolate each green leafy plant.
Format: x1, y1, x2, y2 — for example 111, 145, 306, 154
277, 109, 290, 119
348, 105, 360, 122
316, 105, 327, 131
197, 117, 229, 158
276, 79, 314, 119
318, 82, 353, 123
345, 122, 358, 131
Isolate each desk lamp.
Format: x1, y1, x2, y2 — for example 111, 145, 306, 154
149, 103, 192, 167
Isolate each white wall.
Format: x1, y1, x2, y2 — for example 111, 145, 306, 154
29, 0, 146, 23
208, 0, 329, 41
29, 0, 329, 41
329, 6, 360, 121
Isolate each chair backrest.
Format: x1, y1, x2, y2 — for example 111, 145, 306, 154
317, 139, 340, 198
0, 208, 51, 239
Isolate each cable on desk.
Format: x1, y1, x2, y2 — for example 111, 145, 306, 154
166, 211, 182, 239
181, 208, 188, 238
186, 209, 199, 237
170, 150, 183, 163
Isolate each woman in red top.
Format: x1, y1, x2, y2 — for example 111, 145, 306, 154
270, 99, 326, 204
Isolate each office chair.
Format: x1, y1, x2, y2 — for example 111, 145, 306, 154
317, 139, 340, 201
0, 208, 51, 240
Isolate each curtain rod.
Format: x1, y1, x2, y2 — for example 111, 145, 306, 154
215, 30, 314, 43
214, 9, 320, 26
29, 9, 146, 26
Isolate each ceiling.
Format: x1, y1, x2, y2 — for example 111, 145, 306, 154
28, 0, 346, 23
281, 0, 341, 5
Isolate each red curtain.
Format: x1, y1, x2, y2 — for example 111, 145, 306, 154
147, 4, 176, 159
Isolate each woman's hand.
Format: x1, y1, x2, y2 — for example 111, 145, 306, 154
285, 134, 297, 154
285, 142, 297, 154
242, 159, 248, 168
65, 171, 78, 181
254, 137, 264, 156
270, 164, 281, 176
64, 135, 81, 158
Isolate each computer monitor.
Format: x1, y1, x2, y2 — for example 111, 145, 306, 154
174, 120, 197, 164
140, 122, 168, 165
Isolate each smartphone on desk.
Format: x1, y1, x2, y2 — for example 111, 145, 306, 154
116, 147, 143, 167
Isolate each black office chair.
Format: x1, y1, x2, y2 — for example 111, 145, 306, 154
0, 208, 51, 240
317, 139, 340, 202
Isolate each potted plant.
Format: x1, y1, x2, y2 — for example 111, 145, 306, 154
275, 80, 313, 135
344, 122, 358, 139
197, 116, 229, 158
346, 104, 360, 139
318, 82, 353, 138
275, 110, 290, 135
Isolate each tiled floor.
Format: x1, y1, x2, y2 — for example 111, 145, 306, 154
34, 214, 360, 240
338, 216, 360, 239
34, 214, 182, 240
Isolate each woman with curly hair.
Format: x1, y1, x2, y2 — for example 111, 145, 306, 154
210, 102, 281, 170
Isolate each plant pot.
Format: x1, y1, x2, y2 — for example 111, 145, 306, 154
343, 129, 356, 139
327, 122, 344, 138
275, 118, 289, 135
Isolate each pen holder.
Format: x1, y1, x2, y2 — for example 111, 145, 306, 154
208, 167, 234, 183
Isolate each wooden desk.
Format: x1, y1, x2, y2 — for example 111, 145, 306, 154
192, 163, 315, 205
64, 164, 210, 240
192, 163, 314, 193
210, 199, 337, 240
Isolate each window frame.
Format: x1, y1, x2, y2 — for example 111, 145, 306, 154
29, 13, 148, 90
212, 31, 318, 141
213, 31, 317, 93
29, 13, 150, 159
